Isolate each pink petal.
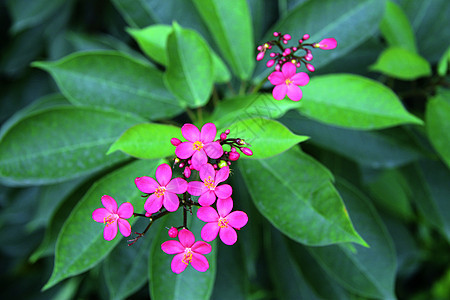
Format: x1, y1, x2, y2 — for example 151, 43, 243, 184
204, 141, 223, 159
161, 240, 184, 254
215, 184, 232, 199
217, 197, 233, 217
286, 84, 302, 101
214, 166, 229, 184
318, 38, 337, 50
92, 208, 110, 223
219, 226, 237, 245
175, 142, 195, 159
163, 191, 180, 212
272, 84, 287, 100
187, 181, 208, 196
282, 62, 296, 78
171, 253, 188, 274
144, 194, 163, 214
199, 163, 215, 182
191, 253, 209, 272
103, 220, 118, 241
200, 222, 220, 242
118, 218, 131, 237
291, 72, 310, 86
268, 71, 285, 85
192, 241, 212, 254
191, 149, 208, 170
166, 177, 188, 194
156, 163, 172, 186
101, 195, 118, 213
178, 229, 195, 248
198, 190, 216, 206
181, 123, 200, 142
227, 211, 248, 229
200, 123, 217, 142
117, 202, 134, 219
135, 176, 158, 194
197, 206, 219, 222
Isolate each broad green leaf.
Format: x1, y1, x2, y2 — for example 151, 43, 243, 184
110, 0, 156, 28
253, 0, 386, 81
306, 180, 397, 299
224, 118, 308, 159
380, 0, 417, 52
0, 106, 144, 186
298, 74, 423, 129
281, 111, 425, 168
437, 46, 450, 76
127, 25, 230, 83
208, 94, 300, 128
43, 159, 164, 290
164, 23, 214, 108
240, 148, 366, 246
107, 123, 183, 159
426, 94, 450, 168
149, 208, 217, 300
32, 50, 184, 120
104, 218, 159, 300
192, 0, 254, 80
370, 47, 431, 80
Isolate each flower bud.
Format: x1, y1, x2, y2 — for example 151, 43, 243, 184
218, 160, 228, 169
283, 40, 288, 44
270, 52, 276, 57
283, 34, 291, 41
314, 38, 337, 50
174, 157, 180, 164
256, 52, 265, 61
229, 151, 240, 161
303, 34, 310, 40
257, 45, 263, 51
241, 147, 253, 156
273, 32, 279, 37
213, 164, 218, 169
179, 162, 185, 168
266, 59, 275, 68
220, 133, 227, 140
145, 212, 152, 217
183, 166, 191, 178
305, 54, 313, 61
306, 63, 315, 72
168, 227, 178, 238
275, 64, 281, 71
171, 138, 182, 146
225, 129, 230, 134
231, 147, 236, 152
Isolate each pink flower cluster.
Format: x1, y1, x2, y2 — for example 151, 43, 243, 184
92, 123, 250, 274
256, 31, 337, 101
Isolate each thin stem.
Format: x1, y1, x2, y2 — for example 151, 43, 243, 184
239, 80, 247, 95
185, 107, 196, 123
197, 107, 203, 125
128, 210, 171, 245
250, 77, 268, 94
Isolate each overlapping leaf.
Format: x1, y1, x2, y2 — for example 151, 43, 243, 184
426, 94, 450, 168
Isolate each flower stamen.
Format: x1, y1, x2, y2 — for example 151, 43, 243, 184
192, 141, 204, 151
204, 176, 215, 190
218, 217, 229, 228
182, 249, 193, 265
155, 186, 166, 197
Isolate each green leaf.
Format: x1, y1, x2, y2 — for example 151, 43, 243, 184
43, 159, 164, 290
437, 46, 450, 76
127, 25, 230, 83
224, 118, 308, 159
306, 180, 397, 299
380, 0, 417, 52
209, 94, 300, 128
240, 148, 366, 246
426, 94, 450, 168
164, 23, 214, 108
32, 50, 184, 120
149, 208, 217, 300
110, 0, 156, 28
253, 0, 386, 81
0, 106, 144, 186
107, 123, 182, 159
192, 0, 255, 80
370, 47, 432, 80
298, 74, 423, 129
281, 111, 425, 168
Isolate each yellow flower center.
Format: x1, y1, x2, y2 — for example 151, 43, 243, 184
218, 217, 229, 228
155, 186, 166, 197
192, 141, 204, 151
285, 78, 293, 86
104, 214, 118, 225
182, 249, 193, 265
204, 176, 215, 190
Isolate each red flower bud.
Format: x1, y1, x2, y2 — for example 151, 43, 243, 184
241, 147, 253, 156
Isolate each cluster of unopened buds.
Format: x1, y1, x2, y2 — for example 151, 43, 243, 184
257, 32, 337, 101
92, 123, 251, 274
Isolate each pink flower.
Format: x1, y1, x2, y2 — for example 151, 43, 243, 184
92, 195, 134, 241
187, 163, 232, 206
268, 62, 309, 101
135, 163, 187, 214
197, 197, 248, 245
161, 229, 211, 274
175, 123, 224, 170
314, 38, 337, 50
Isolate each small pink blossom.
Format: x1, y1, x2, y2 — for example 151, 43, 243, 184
161, 229, 211, 274
175, 123, 224, 170
92, 195, 134, 241
314, 38, 337, 50
135, 163, 187, 214
187, 163, 232, 206
168, 227, 178, 238
268, 62, 309, 101
197, 197, 248, 245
